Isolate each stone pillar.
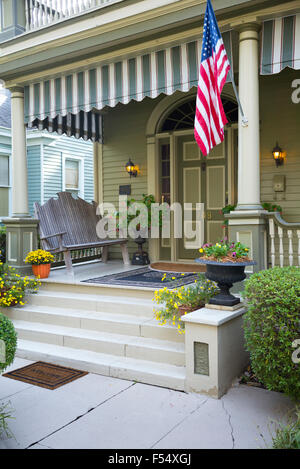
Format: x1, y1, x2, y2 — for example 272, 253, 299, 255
3, 87, 38, 275
182, 305, 249, 399
227, 23, 268, 272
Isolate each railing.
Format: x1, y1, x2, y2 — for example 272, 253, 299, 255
25, 0, 123, 31
52, 247, 102, 267
268, 212, 300, 268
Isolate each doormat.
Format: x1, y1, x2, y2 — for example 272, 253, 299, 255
3, 361, 88, 390
150, 262, 206, 274
82, 266, 200, 289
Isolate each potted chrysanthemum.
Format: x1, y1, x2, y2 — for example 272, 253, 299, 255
25, 249, 55, 279
196, 239, 256, 307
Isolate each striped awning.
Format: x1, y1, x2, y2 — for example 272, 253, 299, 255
261, 14, 300, 75
24, 31, 233, 142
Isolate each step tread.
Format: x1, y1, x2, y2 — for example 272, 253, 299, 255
17, 339, 186, 381
11, 304, 178, 331
13, 319, 185, 353
14, 304, 154, 325
34, 290, 155, 306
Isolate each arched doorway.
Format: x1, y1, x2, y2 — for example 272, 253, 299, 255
147, 93, 238, 262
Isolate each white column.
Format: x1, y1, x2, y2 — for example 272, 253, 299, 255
11, 87, 29, 217
237, 24, 262, 210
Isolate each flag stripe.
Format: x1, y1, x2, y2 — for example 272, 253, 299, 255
194, 0, 230, 157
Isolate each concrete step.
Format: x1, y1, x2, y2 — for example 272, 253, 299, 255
13, 320, 185, 367
26, 291, 155, 317
7, 305, 183, 343
16, 339, 186, 391
40, 280, 156, 301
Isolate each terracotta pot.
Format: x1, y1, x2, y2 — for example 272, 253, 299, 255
32, 263, 51, 279
178, 304, 204, 316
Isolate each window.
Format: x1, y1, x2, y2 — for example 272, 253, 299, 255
0, 155, 9, 187
63, 157, 84, 198
160, 97, 238, 132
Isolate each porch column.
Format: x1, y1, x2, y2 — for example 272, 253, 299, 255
11, 87, 29, 218
237, 23, 261, 211
3, 87, 38, 274
227, 23, 268, 273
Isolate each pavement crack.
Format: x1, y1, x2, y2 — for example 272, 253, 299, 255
222, 400, 235, 449
25, 381, 137, 449
150, 398, 208, 449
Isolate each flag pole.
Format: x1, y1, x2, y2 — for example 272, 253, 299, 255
228, 69, 248, 127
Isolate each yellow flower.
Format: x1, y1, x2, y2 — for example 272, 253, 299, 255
199, 248, 204, 253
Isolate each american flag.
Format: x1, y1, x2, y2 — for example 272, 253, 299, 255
194, 0, 231, 156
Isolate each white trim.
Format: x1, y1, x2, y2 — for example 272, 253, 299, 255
62, 154, 85, 198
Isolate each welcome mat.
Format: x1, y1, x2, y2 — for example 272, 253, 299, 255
3, 361, 88, 390
150, 262, 206, 274
82, 266, 200, 289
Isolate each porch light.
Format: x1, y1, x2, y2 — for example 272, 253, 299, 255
272, 142, 285, 167
125, 159, 139, 178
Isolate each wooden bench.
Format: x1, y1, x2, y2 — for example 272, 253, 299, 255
34, 192, 130, 273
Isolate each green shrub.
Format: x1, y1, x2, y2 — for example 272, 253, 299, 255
243, 267, 300, 400
0, 226, 6, 263
0, 401, 14, 439
0, 314, 17, 373
272, 407, 300, 449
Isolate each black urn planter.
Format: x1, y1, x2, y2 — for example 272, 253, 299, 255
132, 237, 150, 266
196, 258, 256, 307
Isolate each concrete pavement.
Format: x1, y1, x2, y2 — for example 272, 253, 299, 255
0, 358, 294, 449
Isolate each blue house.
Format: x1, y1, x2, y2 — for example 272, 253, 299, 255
0, 86, 94, 220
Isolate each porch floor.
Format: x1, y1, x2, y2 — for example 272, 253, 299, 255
42, 260, 146, 286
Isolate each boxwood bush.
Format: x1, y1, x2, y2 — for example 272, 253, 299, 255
0, 314, 17, 373
244, 267, 300, 400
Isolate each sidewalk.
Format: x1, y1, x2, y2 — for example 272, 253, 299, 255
0, 357, 294, 450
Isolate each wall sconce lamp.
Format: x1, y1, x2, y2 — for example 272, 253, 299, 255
272, 142, 285, 167
125, 159, 139, 178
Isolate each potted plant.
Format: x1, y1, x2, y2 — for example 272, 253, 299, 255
25, 249, 55, 279
154, 274, 219, 334
196, 239, 256, 307
116, 194, 165, 265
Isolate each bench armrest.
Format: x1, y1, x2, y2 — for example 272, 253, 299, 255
40, 232, 67, 251
40, 232, 67, 241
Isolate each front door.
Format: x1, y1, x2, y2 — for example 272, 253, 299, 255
177, 134, 227, 260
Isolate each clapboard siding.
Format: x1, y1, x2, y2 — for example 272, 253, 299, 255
0, 136, 11, 219
43, 135, 94, 203
260, 68, 300, 222
27, 145, 41, 215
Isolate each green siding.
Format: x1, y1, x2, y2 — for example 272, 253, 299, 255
27, 144, 41, 215
260, 69, 300, 222
43, 135, 94, 203
0, 137, 11, 219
